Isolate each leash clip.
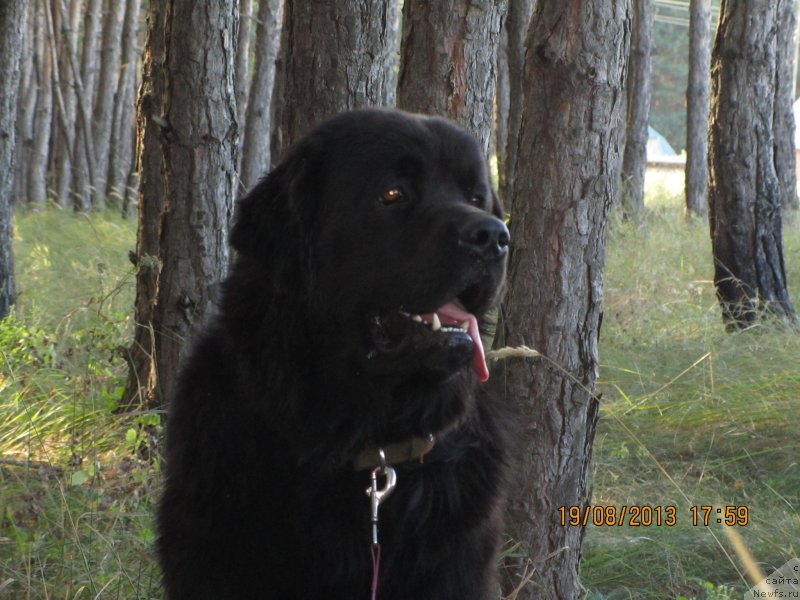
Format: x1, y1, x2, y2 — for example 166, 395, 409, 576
365, 449, 397, 547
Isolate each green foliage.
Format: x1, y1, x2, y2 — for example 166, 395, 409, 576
1, 208, 161, 598
582, 171, 800, 599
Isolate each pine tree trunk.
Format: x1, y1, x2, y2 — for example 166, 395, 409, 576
53, 0, 82, 209
775, 0, 798, 213
500, 0, 535, 204
277, 0, 399, 155
240, 0, 283, 189
13, 5, 35, 205
708, 0, 799, 328
397, 0, 505, 158
122, 0, 239, 411
684, 0, 711, 220
621, 0, 653, 217
29, 3, 53, 209
108, 0, 142, 207
492, 1, 631, 598
91, 0, 126, 207
0, 0, 26, 318
235, 0, 253, 133
71, 0, 102, 211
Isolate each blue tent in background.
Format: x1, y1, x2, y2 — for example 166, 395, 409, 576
647, 126, 677, 158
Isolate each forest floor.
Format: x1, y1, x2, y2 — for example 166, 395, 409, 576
1, 172, 798, 599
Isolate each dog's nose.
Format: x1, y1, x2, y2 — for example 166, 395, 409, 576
459, 215, 510, 260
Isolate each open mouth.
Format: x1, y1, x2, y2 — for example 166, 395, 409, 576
369, 299, 489, 381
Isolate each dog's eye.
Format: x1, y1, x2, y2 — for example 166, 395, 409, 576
470, 195, 485, 207
381, 187, 406, 204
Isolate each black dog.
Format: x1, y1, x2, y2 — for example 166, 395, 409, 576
157, 108, 511, 599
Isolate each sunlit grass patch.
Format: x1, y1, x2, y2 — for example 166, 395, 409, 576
584, 171, 800, 599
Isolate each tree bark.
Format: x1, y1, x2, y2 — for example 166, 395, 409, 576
499, 0, 535, 204
397, 0, 506, 158
52, 0, 82, 209
621, 0, 653, 217
493, 1, 631, 598
0, 0, 26, 318
108, 0, 142, 207
277, 0, 399, 156
71, 0, 102, 211
122, 0, 239, 411
29, 3, 54, 209
708, 0, 799, 328
91, 0, 126, 208
775, 0, 798, 213
240, 0, 283, 189
13, 4, 35, 205
235, 0, 253, 132
684, 0, 711, 220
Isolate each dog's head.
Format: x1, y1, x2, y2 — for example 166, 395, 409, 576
231, 109, 508, 383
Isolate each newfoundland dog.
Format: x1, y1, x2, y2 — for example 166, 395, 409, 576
157, 108, 511, 599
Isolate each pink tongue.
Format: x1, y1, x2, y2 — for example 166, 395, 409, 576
423, 301, 489, 382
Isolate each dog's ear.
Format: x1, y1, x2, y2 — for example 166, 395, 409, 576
230, 135, 323, 262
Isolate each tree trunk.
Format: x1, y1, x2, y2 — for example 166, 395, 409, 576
91, 0, 126, 208
684, 0, 711, 220
122, 0, 239, 411
29, 3, 53, 209
493, 1, 631, 598
775, 0, 798, 213
0, 0, 26, 318
397, 0, 506, 158
277, 0, 399, 156
71, 0, 102, 211
108, 0, 142, 207
499, 0, 535, 204
240, 0, 283, 189
708, 0, 799, 328
235, 0, 253, 133
13, 4, 35, 205
52, 0, 82, 209
621, 0, 653, 217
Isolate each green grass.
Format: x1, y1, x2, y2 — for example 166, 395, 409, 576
1, 174, 799, 599
1, 209, 161, 599
582, 170, 800, 599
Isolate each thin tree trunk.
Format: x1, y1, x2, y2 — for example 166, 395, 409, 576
29, 4, 54, 209
108, 0, 142, 207
684, 0, 711, 220
1, 0, 26, 318
240, 0, 283, 189
122, 0, 239, 411
91, 0, 126, 208
708, 0, 799, 328
493, 1, 631, 598
397, 0, 505, 158
621, 0, 654, 217
71, 0, 102, 211
235, 0, 253, 132
775, 0, 798, 213
53, 0, 82, 209
500, 0, 535, 204
277, 0, 399, 155
14, 4, 36, 205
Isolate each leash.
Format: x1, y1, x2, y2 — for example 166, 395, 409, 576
365, 449, 396, 600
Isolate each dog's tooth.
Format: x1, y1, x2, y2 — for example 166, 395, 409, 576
411, 314, 423, 322
399, 310, 410, 317
459, 320, 470, 331
431, 313, 441, 331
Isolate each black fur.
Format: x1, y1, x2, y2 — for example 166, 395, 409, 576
157, 109, 511, 599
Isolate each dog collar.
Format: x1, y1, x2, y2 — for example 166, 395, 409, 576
352, 434, 435, 471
